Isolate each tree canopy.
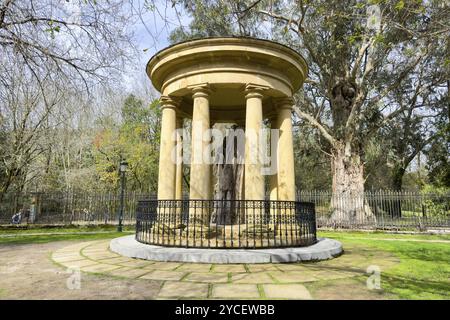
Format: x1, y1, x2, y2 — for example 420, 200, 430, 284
0, 0, 448, 197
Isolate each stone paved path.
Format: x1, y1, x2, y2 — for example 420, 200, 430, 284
50, 240, 400, 299
0, 241, 161, 299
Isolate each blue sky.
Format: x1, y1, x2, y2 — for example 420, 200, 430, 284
122, 1, 191, 95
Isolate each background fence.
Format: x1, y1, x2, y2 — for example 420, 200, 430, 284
0, 192, 155, 225
0, 191, 448, 231
298, 190, 449, 230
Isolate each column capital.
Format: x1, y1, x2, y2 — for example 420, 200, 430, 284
188, 83, 212, 98
274, 97, 295, 109
160, 95, 181, 110
244, 83, 269, 99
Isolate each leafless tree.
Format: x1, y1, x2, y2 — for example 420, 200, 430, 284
0, 0, 138, 194
0, 0, 137, 99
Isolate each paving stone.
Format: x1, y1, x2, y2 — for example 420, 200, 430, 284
294, 265, 329, 273
177, 263, 212, 272
82, 246, 109, 253
106, 267, 151, 279
246, 264, 280, 272
274, 264, 310, 272
158, 281, 208, 298
97, 256, 136, 264
269, 271, 317, 283
86, 241, 110, 248
52, 255, 85, 263
140, 270, 187, 281
263, 284, 312, 299
54, 247, 80, 253
57, 242, 96, 251
212, 284, 260, 298
84, 253, 119, 260
50, 239, 360, 300
117, 260, 154, 268
231, 272, 275, 284
184, 272, 229, 283
82, 248, 108, 253
81, 263, 122, 273
61, 259, 99, 268
54, 249, 86, 256
212, 264, 247, 273
144, 262, 183, 271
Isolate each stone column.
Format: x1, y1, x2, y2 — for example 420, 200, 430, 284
268, 117, 278, 224
175, 117, 184, 200
276, 98, 296, 201
269, 175, 278, 201
244, 84, 267, 201
189, 84, 212, 200
157, 96, 178, 200
269, 117, 278, 202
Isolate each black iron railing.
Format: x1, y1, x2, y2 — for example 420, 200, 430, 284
2, 192, 447, 230
135, 199, 317, 248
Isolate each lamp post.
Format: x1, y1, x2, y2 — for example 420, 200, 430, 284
118, 160, 128, 232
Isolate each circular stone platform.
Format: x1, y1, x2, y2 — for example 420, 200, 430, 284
110, 235, 343, 264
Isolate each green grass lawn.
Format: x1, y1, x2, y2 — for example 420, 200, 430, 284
319, 230, 450, 241
318, 230, 450, 300
0, 225, 134, 244
0, 224, 135, 234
